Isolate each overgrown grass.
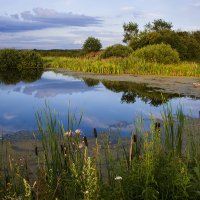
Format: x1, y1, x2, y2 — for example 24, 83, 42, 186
1, 105, 200, 199
44, 56, 200, 77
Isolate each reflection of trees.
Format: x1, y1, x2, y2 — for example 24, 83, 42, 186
121, 92, 137, 104
102, 81, 181, 106
0, 68, 43, 85
83, 78, 100, 87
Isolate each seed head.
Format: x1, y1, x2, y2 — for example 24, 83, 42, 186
93, 128, 97, 138
35, 146, 38, 156
83, 136, 88, 147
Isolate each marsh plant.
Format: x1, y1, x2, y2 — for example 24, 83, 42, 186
44, 55, 200, 77
0, 104, 200, 199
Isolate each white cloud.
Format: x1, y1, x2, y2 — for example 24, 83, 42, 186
121, 6, 135, 11
0, 8, 102, 33
3, 113, 16, 120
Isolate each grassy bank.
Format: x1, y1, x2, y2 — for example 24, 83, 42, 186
44, 56, 200, 77
1, 105, 200, 199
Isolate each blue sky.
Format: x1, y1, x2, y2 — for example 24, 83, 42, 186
0, 0, 200, 49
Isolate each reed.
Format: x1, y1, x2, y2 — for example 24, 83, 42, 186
0, 105, 200, 199
44, 56, 200, 77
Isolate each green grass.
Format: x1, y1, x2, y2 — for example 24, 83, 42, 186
43, 56, 200, 77
1, 105, 200, 199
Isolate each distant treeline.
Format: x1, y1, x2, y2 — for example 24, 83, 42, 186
35, 49, 84, 57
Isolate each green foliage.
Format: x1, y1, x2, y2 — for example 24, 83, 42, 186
101, 44, 132, 58
145, 19, 173, 32
82, 37, 102, 52
131, 44, 180, 64
192, 31, 200, 44
177, 31, 200, 60
19, 50, 43, 70
44, 56, 200, 77
125, 19, 200, 61
0, 49, 43, 71
0, 49, 21, 71
36, 49, 84, 57
123, 22, 139, 44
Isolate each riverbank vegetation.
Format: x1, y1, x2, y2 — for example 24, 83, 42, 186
0, 49, 44, 84
44, 56, 200, 76
1, 105, 200, 199
42, 19, 200, 76
0, 49, 43, 71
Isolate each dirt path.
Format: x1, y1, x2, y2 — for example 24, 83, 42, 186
51, 69, 200, 98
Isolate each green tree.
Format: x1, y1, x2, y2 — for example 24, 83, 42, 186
82, 37, 102, 52
192, 31, 200, 44
145, 19, 172, 32
123, 22, 139, 44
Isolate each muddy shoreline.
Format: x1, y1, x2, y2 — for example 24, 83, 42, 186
51, 69, 200, 98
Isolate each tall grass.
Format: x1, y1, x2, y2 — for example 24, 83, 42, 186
44, 56, 200, 77
1, 105, 200, 199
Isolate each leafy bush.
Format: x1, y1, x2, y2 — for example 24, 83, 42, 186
19, 50, 43, 70
82, 37, 102, 52
130, 43, 180, 64
0, 49, 43, 71
101, 44, 132, 58
0, 49, 21, 71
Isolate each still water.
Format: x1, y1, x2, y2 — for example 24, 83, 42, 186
0, 70, 200, 137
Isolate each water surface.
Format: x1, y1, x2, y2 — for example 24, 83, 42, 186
0, 70, 199, 137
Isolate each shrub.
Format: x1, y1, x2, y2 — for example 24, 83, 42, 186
0, 49, 21, 71
0, 49, 43, 71
130, 43, 180, 64
19, 50, 43, 70
101, 44, 132, 58
82, 37, 102, 52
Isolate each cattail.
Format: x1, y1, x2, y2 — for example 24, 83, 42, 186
83, 136, 88, 147
93, 128, 97, 138
155, 122, 161, 131
35, 146, 38, 156
60, 144, 64, 154
25, 159, 28, 170
133, 134, 137, 143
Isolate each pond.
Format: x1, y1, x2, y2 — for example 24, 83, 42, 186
0, 69, 200, 138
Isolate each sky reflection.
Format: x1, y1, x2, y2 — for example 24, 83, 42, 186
0, 71, 200, 136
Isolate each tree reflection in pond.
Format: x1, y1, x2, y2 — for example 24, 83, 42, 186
82, 78, 100, 87
102, 81, 181, 106
0, 68, 43, 85
82, 78, 181, 106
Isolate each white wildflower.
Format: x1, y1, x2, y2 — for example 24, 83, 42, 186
115, 176, 122, 180
75, 129, 81, 135
64, 130, 72, 137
